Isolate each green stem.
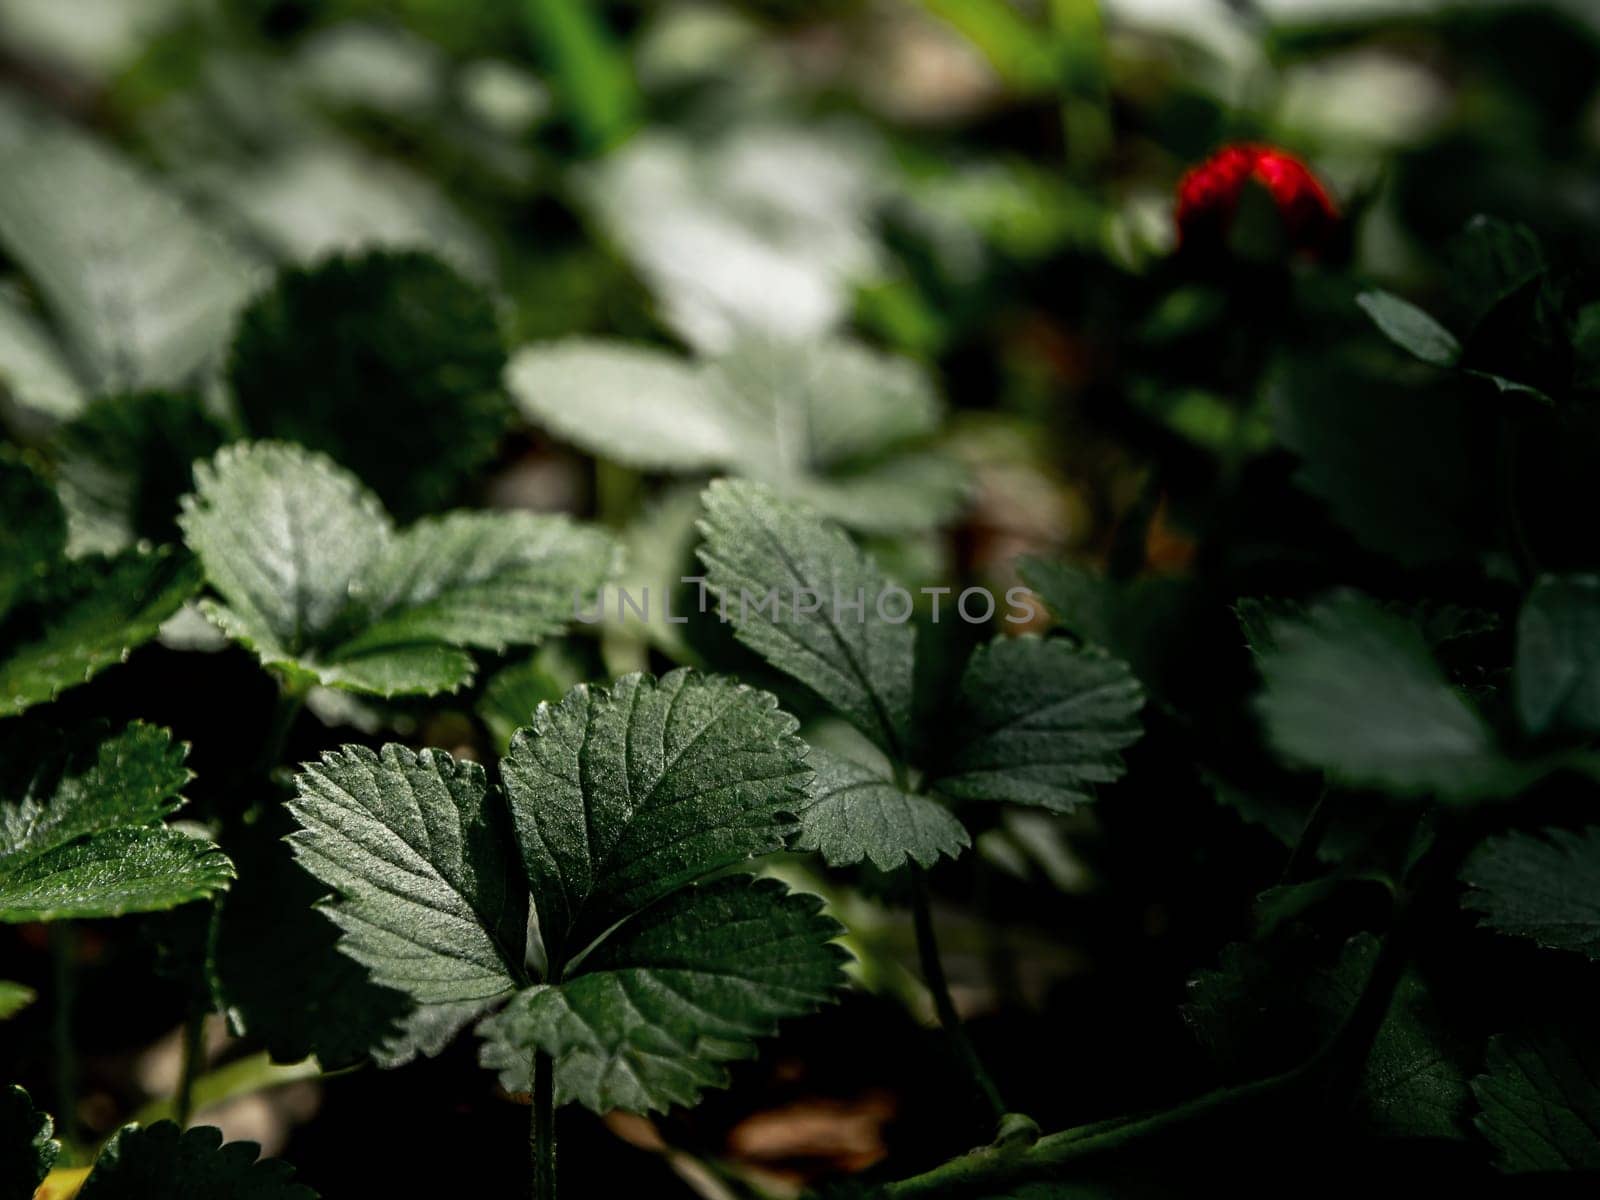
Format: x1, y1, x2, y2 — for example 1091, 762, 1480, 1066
907, 864, 1006, 1125
132, 1051, 329, 1128
1277, 784, 1333, 885
174, 1002, 205, 1128
50, 922, 77, 1153
531, 1050, 557, 1200
881, 943, 1411, 1198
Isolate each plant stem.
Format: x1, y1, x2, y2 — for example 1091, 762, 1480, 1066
50, 922, 77, 1152
907, 864, 1006, 1125
531, 1050, 557, 1200
174, 1002, 206, 1127
1277, 784, 1333, 885
132, 1051, 330, 1128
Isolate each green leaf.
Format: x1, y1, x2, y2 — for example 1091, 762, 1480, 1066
0, 982, 34, 1020
0, 452, 66, 618
78, 1122, 318, 1198
509, 338, 965, 533
1463, 828, 1600, 960
506, 339, 736, 470
228, 252, 510, 520
1269, 357, 1494, 568
180, 442, 615, 697
931, 637, 1144, 814
1573, 302, 1600, 392
1513, 576, 1600, 736
1254, 595, 1535, 801
1450, 216, 1544, 331
287, 744, 528, 1061
478, 875, 848, 1114
794, 747, 969, 871
697, 479, 915, 758
0, 546, 201, 718
0, 284, 84, 421
52, 393, 229, 555
477, 643, 587, 755
1474, 1028, 1600, 1172
214, 807, 411, 1069
0, 1085, 56, 1200
1356, 290, 1461, 367
0, 723, 233, 922
0, 121, 258, 394
1017, 557, 1190, 686
1185, 935, 1471, 1141
502, 668, 808, 964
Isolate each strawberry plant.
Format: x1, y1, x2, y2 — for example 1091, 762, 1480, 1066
6, 2, 1600, 1197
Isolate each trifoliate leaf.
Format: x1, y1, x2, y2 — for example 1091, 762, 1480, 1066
214, 807, 411, 1070
1462, 827, 1600, 960
0, 122, 257, 395
1474, 1028, 1600, 1172
930, 637, 1144, 814
0, 284, 83, 422
77, 1122, 318, 1199
52, 393, 229, 555
697, 479, 915, 759
478, 875, 848, 1114
794, 747, 969, 871
0, 723, 232, 922
287, 744, 529, 1059
179, 442, 615, 697
1356, 291, 1461, 367
0, 982, 34, 1020
0, 1085, 56, 1200
228, 252, 510, 520
1254, 595, 1536, 801
506, 339, 736, 470
1513, 575, 1600, 737
501, 668, 808, 964
509, 337, 964, 533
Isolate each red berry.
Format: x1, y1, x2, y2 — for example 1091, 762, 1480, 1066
1175, 144, 1339, 256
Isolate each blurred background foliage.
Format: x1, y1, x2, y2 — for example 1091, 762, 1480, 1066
4, 0, 1600, 1195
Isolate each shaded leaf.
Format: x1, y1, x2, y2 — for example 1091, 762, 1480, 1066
53, 392, 229, 554
0, 1085, 56, 1200
78, 1122, 317, 1198
1513, 575, 1600, 736
931, 637, 1144, 814
1463, 827, 1600, 960
1474, 1027, 1600, 1172
228, 252, 509, 520
794, 747, 969, 871
0, 547, 201, 718
478, 875, 848, 1114
0, 285, 83, 422
214, 807, 411, 1069
1254, 595, 1536, 800
697, 479, 914, 758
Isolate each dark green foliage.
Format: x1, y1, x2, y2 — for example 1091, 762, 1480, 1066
228, 252, 511, 520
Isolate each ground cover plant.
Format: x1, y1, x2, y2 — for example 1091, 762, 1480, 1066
4, 0, 1600, 1196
